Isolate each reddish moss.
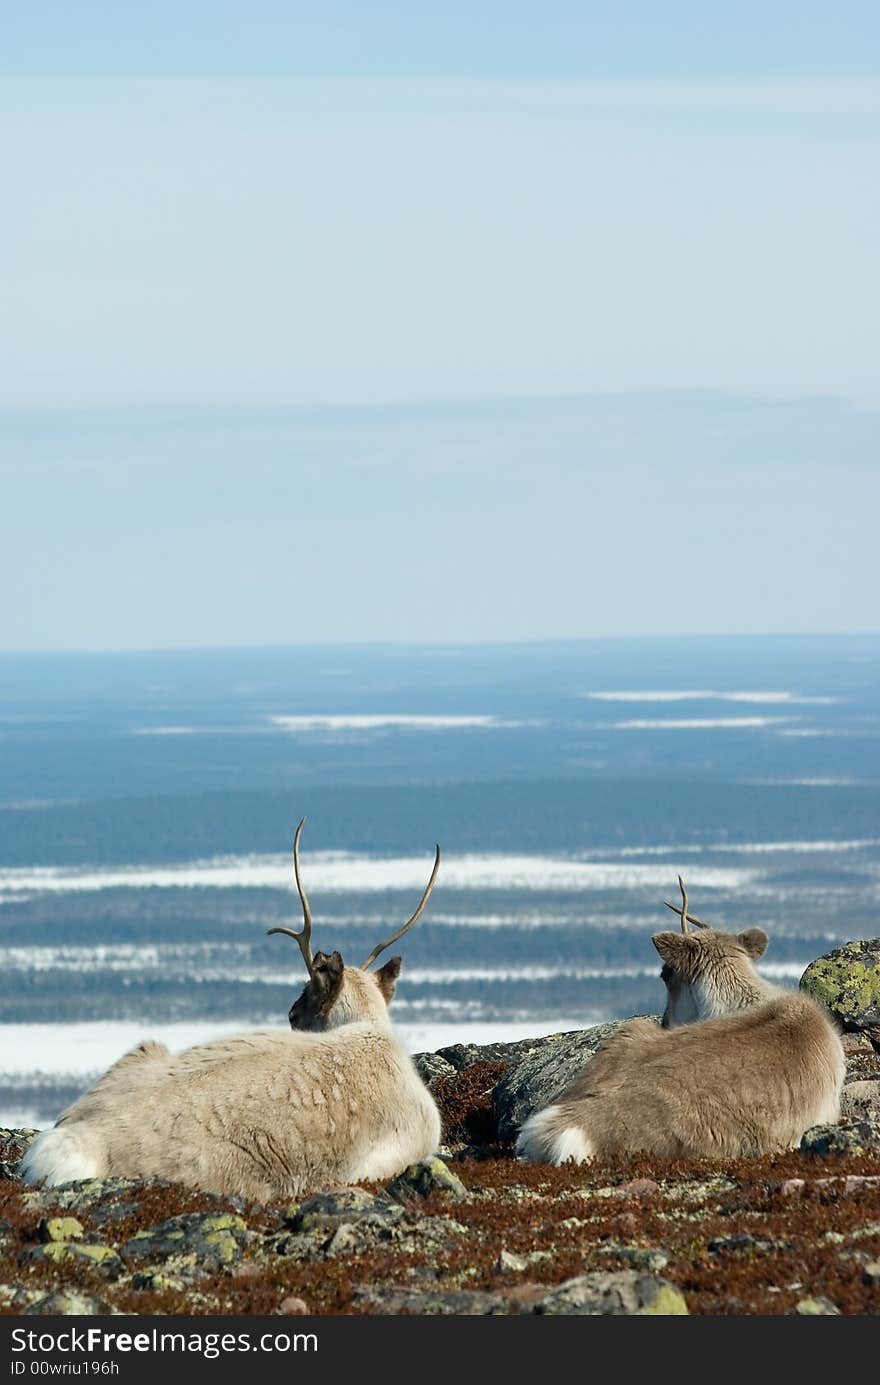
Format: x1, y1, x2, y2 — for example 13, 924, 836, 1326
433, 1062, 510, 1145
3, 1146, 880, 1316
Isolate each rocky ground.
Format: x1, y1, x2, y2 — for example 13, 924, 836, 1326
1, 940, 879, 1317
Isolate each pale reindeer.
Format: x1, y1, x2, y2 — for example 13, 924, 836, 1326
517, 878, 845, 1163
21, 821, 442, 1200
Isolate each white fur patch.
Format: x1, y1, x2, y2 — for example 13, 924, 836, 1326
551, 1125, 593, 1165
19, 1127, 100, 1186
352, 1136, 425, 1182
517, 1106, 594, 1165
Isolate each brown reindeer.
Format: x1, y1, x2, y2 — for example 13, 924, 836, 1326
517, 878, 845, 1163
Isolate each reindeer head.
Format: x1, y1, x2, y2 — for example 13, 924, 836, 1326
653, 876, 769, 1027
268, 819, 440, 1032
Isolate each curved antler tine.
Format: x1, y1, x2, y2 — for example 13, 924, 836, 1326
663, 901, 710, 929
663, 872, 710, 932
266, 817, 315, 976
361, 845, 441, 971
677, 874, 689, 934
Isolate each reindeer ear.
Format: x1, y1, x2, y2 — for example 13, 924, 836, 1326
374, 956, 402, 1003
651, 931, 693, 965
737, 928, 768, 960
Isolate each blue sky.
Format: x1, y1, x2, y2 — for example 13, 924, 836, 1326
1, 6, 878, 649
4, 4, 880, 78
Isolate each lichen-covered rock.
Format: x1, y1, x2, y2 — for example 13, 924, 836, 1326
529, 1270, 688, 1315
285, 1189, 402, 1233
0, 1128, 37, 1181
598, 1244, 670, 1272
863, 1260, 880, 1285
120, 1212, 249, 1273
385, 1157, 468, 1203
497, 1247, 554, 1272
800, 940, 880, 1038
435, 1034, 567, 1072
791, 1296, 841, 1315
411, 1052, 457, 1087
352, 1284, 515, 1314
708, 1234, 787, 1256
23, 1290, 121, 1315
38, 1216, 84, 1244
801, 1120, 880, 1156
841, 1080, 880, 1123
21, 1177, 160, 1220
131, 1270, 187, 1292
20, 1241, 122, 1273
492, 1019, 660, 1144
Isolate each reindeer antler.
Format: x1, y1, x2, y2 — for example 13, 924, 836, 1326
267, 817, 315, 976
663, 874, 710, 933
361, 845, 441, 970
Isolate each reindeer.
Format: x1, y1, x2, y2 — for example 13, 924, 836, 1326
517, 878, 845, 1163
21, 821, 442, 1200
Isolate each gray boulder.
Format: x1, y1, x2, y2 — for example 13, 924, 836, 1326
840, 1080, 880, 1123
120, 1211, 249, 1272
492, 1018, 660, 1144
411, 1052, 457, 1087
285, 1189, 401, 1233
800, 1119, 880, 1156
791, 1296, 841, 1315
24, 1291, 120, 1315
800, 940, 880, 1040
528, 1270, 688, 1315
385, 1157, 468, 1204
434, 1034, 571, 1072
352, 1284, 515, 1314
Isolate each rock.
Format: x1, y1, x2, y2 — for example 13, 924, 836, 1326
841, 1080, 880, 1122
130, 1271, 186, 1292
353, 1284, 513, 1315
598, 1244, 670, 1272
21, 1176, 163, 1221
800, 1120, 880, 1156
278, 1296, 309, 1314
529, 1270, 688, 1315
863, 1260, 880, 1285
20, 1242, 122, 1272
708, 1234, 786, 1256
619, 1178, 659, 1197
323, 1223, 361, 1256
777, 1178, 808, 1198
23, 1290, 120, 1315
492, 1019, 660, 1144
800, 940, 880, 1038
411, 1052, 457, 1087
776, 1175, 880, 1197
496, 1248, 554, 1272
0, 1128, 38, 1182
120, 1212, 249, 1273
435, 1035, 564, 1071
286, 1189, 402, 1233
791, 1296, 841, 1315
842, 1033, 874, 1056
38, 1216, 84, 1244
385, 1157, 468, 1204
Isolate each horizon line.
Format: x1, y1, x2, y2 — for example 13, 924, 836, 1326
1, 630, 878, 660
